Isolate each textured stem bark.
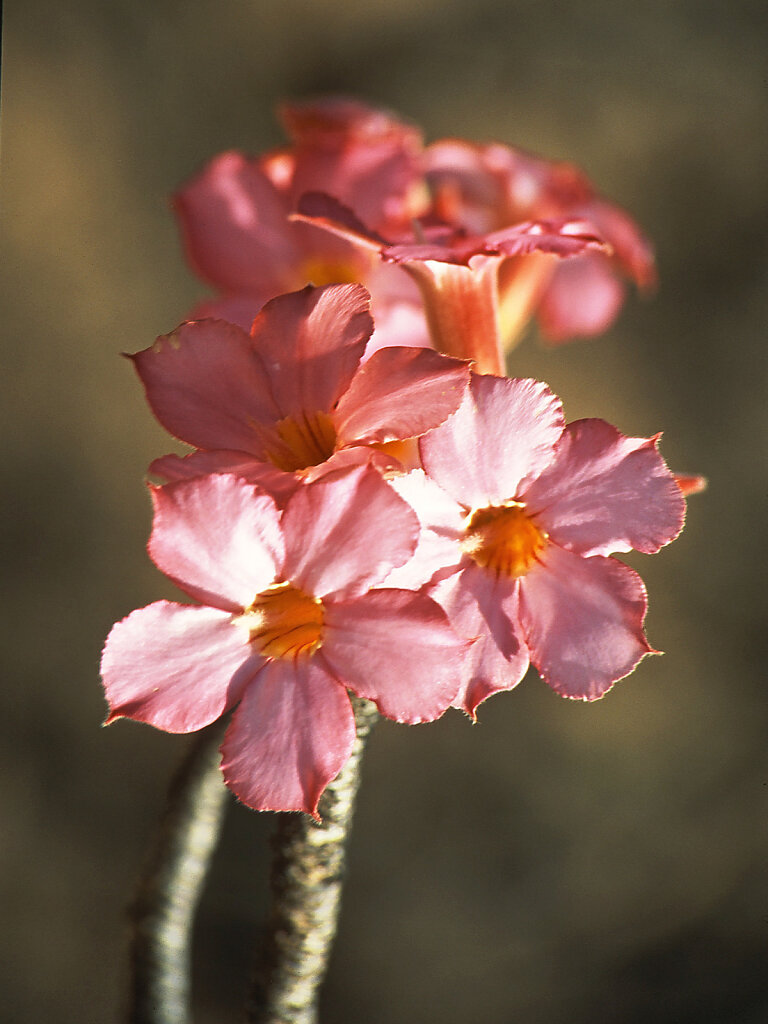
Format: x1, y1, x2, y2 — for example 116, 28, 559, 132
247, 696, 379, 1024
127, 718, 230, 1024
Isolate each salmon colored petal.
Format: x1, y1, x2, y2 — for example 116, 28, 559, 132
430, 567, 529, 717
131, 319, 280, 452
538, 255, 625, 343
523, 419, 686, 556
281, 467, 418, 599
321, 590, 463, 723
519, 546, 653, 701
250, 284, 373, 419
420, 373, 564, 508
101, 602, 258, 733
173, 151, 298, 294
189, 294, 264, 332
333, 346, 470, 445
149, 450, 302, 508
221, 659, 355, 817
148, 475, 283, 611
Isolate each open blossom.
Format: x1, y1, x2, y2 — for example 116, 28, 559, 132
101, 468, 466, 816
424, 139, 656, 346
132, 283, 469, 503
295, 191, 605, 374
174, 96, 430, 351
396, 373, 685, 715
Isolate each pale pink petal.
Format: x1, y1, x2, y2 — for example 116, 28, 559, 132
320, 590, 463, 723
538, 255, 625, 343
101, 602, 258, 732
131, 319, 280, 452
430, 566, 529, 717
519, 545, 653, 701
420, 373, 564, 508
173, 151, 299, 294
381, 470, 466, 590
522, 419, 686, 556
250, 284, 372, 418
299, 445, 402, 482
148, 475, 283, 611
362, 299, 431, 359
221, 658, 355, 817
333, 346, 469, 445
150, 450, 301, 507
281, 467, 418, 599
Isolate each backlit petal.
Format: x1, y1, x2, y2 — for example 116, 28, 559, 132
519, 545, 653, 701
221, 658, 355, 817
538, 255, 624, 343
321, 590, 463, 723
101, 602, 258, 732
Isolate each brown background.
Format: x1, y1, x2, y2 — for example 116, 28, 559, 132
2, 1, 766, 1021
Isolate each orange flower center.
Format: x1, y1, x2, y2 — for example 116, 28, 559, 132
462, 502, 547, 577
300, 257, 361, 287
235, 582, 324, 660
258, 411, 338, 472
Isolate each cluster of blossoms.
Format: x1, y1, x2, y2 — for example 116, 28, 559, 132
102, 98, 692, 817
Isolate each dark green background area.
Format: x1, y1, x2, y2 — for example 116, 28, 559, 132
2, 2, 766, 1021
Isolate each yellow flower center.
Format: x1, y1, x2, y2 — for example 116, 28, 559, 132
235, 582, 324, 660
257, 411, 338, 472
462, 502, 547, 577
300, 258, 361, 287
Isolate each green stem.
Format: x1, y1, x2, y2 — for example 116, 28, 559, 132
247, 696, 379, 1024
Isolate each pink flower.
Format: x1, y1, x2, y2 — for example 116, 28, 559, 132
294, 192, 604, 374
174, 96, 430, 351
424, 139, 656, 346
402, 374, 685, 715
101, 468, 466, 816
131, 284, 470, 503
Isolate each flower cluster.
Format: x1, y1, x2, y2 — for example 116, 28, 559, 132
102, 97, 691, 816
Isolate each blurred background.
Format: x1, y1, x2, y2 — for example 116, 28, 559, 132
2, 1, 766, 1021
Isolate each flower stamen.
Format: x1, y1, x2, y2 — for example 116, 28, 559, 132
235, 582, 325, 660
462, 501, 547, 577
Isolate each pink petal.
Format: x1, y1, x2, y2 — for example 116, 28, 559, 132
522, 419, 686, 556
320, 589, 463, 723
582, 198, 657, 290
221, 658, 355, 817
333, 346, 470, 445
148, 475, 284, 611
173, 151, 299, 294
150, 450, 302, 507
188, 294, 263, 332
131, 319, 280, 452
538, 255, 625, 343
420, 373, 564, 509
250, 284, 373, 419
361, 298, 431, 359
430, 566, 529, 717
101, 602, 257, 732
281, 467, 419, 599
519, 545, 653, 701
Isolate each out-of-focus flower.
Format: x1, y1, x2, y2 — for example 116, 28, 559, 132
101, 469, 466, 816
424, 139, 656, 347
131, 284, 469, 503
397, 373, 685, 715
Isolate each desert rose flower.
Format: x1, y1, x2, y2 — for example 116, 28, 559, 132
174, 96, 431, 351
294, 191, 604, 374
132, 284, 470, 503
402, 373, 685, 715
101, 468, 466, 816
424, 139, 656, 346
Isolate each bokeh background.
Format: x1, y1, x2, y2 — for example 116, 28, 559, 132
2, 2, 767, 1021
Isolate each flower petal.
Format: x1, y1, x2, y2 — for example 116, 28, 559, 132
131, 319, 280, 452
101, 602, 257, 732
148, 475, 284, 611
523, 419, 686, 556
250, 284, 373, 419
420, 373, 564, 508
538, 254, 625, 343
333, 346, 469, 445
430, 566, 529, 717
221, 658, 355, 816
173, 151, 298, 294
281, 467, 419, 598
519, 545, 653, 701
150, 450, 302, 508
321, 589, 464, 723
